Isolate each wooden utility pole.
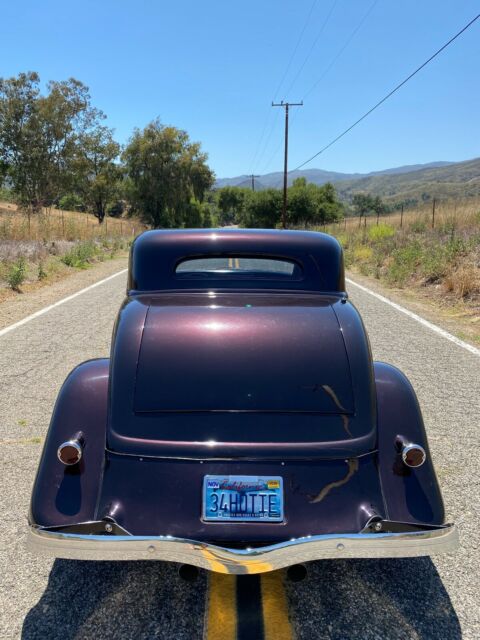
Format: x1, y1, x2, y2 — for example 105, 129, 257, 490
272, 100, 303, 229
249, 174, 260, 192
432, 198, 436, 229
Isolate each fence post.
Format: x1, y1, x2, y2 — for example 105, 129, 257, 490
376, 210, 379, 226
432, 198, 436, 229
400, 204, 404, 228
344, 217, 347, 230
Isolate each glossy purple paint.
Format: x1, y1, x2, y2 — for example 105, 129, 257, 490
29, 230, 447, 541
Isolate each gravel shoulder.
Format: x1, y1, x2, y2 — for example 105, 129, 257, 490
346, 268, 480, 347
0, 255, 128, 331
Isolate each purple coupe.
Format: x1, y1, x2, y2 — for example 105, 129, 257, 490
28, 229, 457, 574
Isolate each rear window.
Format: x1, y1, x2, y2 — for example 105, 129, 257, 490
175, 256, 301, 278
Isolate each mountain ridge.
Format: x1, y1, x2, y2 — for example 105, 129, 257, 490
215, 158, 480, 203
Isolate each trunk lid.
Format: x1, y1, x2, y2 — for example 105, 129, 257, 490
134, 295, 353, 414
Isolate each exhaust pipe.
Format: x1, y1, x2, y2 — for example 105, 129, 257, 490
286, 564, 307, 582
178, 564, 199, 582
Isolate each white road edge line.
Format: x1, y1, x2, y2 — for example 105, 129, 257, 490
346, 277, 480, 357
0, 269, 128, 339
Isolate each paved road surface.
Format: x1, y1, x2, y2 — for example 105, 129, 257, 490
0, 271, 478, 639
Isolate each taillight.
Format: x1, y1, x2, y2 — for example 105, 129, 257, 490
401, 443, 426, 468
57, 433, 84, 466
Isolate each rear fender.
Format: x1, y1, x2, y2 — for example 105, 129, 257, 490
29, 359, 109, 528
375, 361, 445, 525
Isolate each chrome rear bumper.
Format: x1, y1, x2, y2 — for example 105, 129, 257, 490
27, 523, 458, 574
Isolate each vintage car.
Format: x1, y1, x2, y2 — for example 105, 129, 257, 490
28, 229, 457, 576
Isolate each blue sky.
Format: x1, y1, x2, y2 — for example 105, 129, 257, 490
1, 1, 479, 177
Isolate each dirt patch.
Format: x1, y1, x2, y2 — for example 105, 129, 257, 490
0, 255, 128, 331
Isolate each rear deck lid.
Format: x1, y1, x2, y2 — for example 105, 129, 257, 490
133, 297, 353, 414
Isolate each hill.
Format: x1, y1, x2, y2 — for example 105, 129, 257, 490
215, 158, 480, 204
334, 157, 480, 204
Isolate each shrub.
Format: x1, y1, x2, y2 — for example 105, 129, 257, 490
61, 241, 98, 268
410, 218, 427, 233
59, 194, 85, 212
38, 261, 47, 280
7, 257, 27, 291
386, 242, 422, 286
444, 262, 480, 298
353, 245, 373, 262
368, 223, 395, 242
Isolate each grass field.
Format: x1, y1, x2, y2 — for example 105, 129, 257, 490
0, 201, 142, 241
0, 203, 145, 296
316, 199, 480, 342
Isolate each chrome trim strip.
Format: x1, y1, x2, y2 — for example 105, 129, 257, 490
27, 524, 458, 574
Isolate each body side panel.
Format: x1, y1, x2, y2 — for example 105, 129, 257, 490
29, 359, 109, 528
374, 361, 445, 525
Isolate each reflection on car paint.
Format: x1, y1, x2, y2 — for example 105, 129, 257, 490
309, 458, 359, 504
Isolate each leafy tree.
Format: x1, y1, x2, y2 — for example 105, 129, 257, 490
59, 193, 85, 211
287, 179, 343, 226
201, 202, 214, 228
216, 186, 248, 225
73, 125, 122, 223
0, 72, 46, 213
0, 72, 106, 215
352, 193, 375, 219
372, 195, 387, 216
122, 120, 214, 228
240, 189, 282, 228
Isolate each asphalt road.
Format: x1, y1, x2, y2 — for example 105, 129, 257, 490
0, 270, 478, 639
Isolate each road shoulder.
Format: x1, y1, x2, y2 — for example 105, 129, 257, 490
346, 269, 479, 349
0, 255, 128, 331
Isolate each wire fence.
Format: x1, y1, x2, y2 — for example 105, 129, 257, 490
320, 198, 480, 235
0, 202, 145, 242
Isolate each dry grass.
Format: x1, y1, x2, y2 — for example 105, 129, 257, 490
0, 201, 145, 242
314, 199, 480, 321
329, 198, 480, 234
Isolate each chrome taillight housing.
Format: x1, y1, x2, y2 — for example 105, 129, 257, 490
57, 433, 84, 466
401, 443, 426, 468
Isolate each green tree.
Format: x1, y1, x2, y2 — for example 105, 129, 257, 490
0, 72, 105, 215
287, 179, 343, 227
216, 186, 248, 225
74, 125, 122, 223
352, 193, 376, 219
240, 189, 282, 228
58, 193, 85, 211
122, 120, 214, 228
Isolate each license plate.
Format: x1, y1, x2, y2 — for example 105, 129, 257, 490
202, 475, 284, 522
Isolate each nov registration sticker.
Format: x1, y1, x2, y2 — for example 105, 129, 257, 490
202, 475, 284, 522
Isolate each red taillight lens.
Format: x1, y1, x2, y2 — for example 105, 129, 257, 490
402, 443, 426, 468
57, 439, 83, 465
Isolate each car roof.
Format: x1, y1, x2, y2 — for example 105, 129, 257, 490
127, 228, 345, 293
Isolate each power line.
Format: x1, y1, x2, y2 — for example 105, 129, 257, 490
283, 0, 340, 99
294, 13, 480, 171
302, 0, 378, 100
253, 108, 282, 173
260, 0, 378, 174
271, 0, 320, 102
250, 0, 318, 172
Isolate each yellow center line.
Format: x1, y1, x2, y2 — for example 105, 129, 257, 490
261, 571, 294, 640
205, 573, 237, 640
228, 257, 233, 268
235, 258, 240, 269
